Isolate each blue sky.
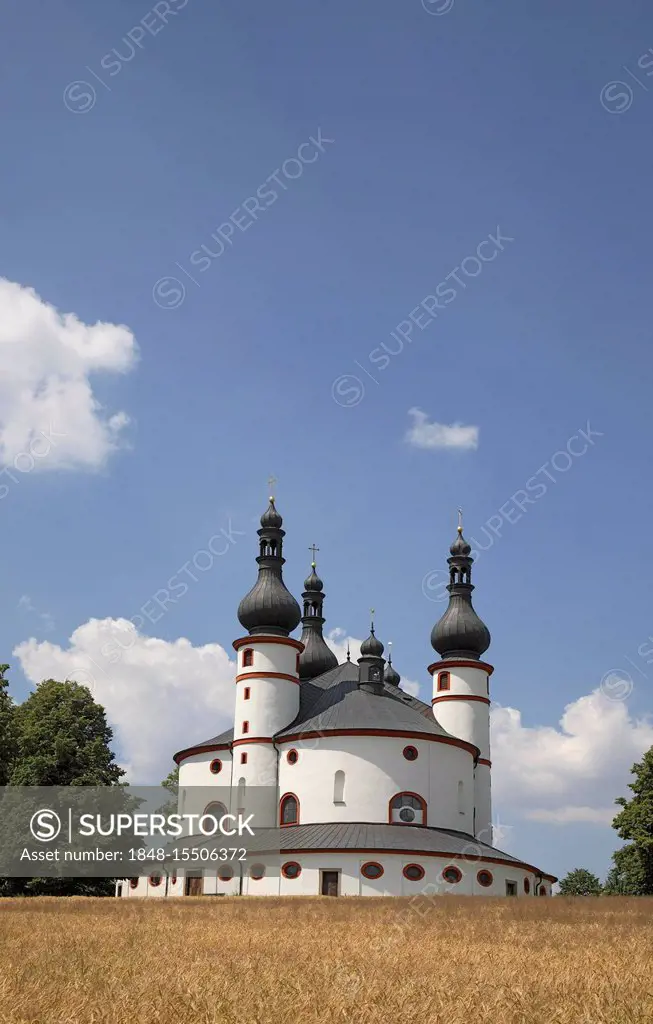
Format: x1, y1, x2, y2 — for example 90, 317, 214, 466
2, 0, 653, 883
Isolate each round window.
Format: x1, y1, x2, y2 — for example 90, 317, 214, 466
209, 758, 222, 775
361, 862, 384, 880
250, 864, 266, 880
282, 861, 302, 879
218, 866, 234, 882
129, 878, 138, 889
286, 749, 298, 765
403, 864, 425, 881
442, 866, 462, 884
399, 807, 416, 823
403, 745, 418, 761
477, 869, 493, 888
149, 875, 162, 887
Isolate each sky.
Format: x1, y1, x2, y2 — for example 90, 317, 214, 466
1, 0, 653, 883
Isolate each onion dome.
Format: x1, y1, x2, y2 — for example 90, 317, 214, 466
298, 553, 338, 681
358, 616, 385, 692
431, 517, 491, 660
384, 645, 401, 687
237, 497, 301, 636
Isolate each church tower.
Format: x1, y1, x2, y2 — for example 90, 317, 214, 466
429, 517, 493, 843
233, 497, 303, 825
298, 553, 338, 681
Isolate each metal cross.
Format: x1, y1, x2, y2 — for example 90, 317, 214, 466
268, 475, 277, 498
457, 506, 464, 530
309, 544, 320, 564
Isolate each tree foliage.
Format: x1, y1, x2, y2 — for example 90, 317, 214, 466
558, 867, 602, 896
611, 746, 653, 895
0, 664, 17, 786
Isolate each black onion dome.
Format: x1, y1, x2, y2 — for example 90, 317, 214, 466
260, 497, 283, 529
304, 565, 323, 592
431, 522, 491, 660
360, 627, 384, 658
384, 657, 401, 687
237, 498, 301, 636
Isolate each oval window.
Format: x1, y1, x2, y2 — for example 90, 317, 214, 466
442, 866, 462, 884
129, 878, 138, 889
403, 864, 425, 881
524, 877, 530, 894
286, 749, 298, 765
477, 869, 493, 888
361, 862, 384, 880
209, 758, 222, 775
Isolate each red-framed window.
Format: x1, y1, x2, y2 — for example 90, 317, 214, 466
279, 793, 299, 826
477, 869, 493, 888
129, 878, 138, 889
442, 865, 462, 884
209, 758, 222, 775
524, 877, 530, 894
281, 861, 302, 879
243, 649, 254, 667
389, 792, 427, 825
296, 653, 301, 673
171, 873, 177, 886
250, 864, 266, 880
242, 720, 249, 734
403, 745, 418, 761
539, 885, 547, 896
286, 748, 298, 765
244, 686, 251, 700
437, 671, 450, 691
240, 752, 248, 764
218, 866, 234, 882
361, 861, 384, 880
149, 875, 162, 887
403, 863, 425, 882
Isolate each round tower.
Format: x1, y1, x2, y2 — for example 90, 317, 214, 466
298, 551, 338, 681
428, 514, 493, 843
233, 497, 302, 826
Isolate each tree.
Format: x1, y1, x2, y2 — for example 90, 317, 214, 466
611, 746, 653, 895
603, 844, 647, 895
9, 679, 124, 786
558, 867, 602, 896
0, 664, 17, 786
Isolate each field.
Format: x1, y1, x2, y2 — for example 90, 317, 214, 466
0, 897, 652, 1024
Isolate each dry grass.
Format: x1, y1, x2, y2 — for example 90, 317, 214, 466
0, 897, 652, 1024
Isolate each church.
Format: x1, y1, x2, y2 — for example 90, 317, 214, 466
119, 498, 556, 898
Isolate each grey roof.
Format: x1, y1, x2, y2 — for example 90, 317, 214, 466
276, 661, 458, 741
173, 726, 233, 763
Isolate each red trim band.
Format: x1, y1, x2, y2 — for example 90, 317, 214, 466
236, 671, 299, 684
232, 736, 275, 747
432, 694, 491, 705
477, 757, 492, 767
173, 742, 231, 765
233, 635, 304, 652
428, 659, 494, 677
278, 728, 479, 758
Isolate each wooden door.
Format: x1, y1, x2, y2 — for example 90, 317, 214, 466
321, 871, 339, 896
185, 875, 203, 896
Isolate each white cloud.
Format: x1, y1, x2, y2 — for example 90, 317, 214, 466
405, 407, 479, 451
14, 618, 235, 783
491, 690, 653, 825
0, 279, 137, 471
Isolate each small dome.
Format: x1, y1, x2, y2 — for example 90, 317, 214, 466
360, 628, 384, 658
450, 526, 471, 557
304, 564, 323, 592
260, 498, 282, 529
384, 659, 400, 686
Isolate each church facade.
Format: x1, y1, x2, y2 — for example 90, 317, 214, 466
120, 499, 556, 898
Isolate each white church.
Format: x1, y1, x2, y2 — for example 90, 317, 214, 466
120, 498, 556, 898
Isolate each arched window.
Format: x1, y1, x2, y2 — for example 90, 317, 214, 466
389, 792, 427, 826
539, 885, 547, 896
243, 649, 254, 668
237, 777, 246, 812
203, 801, 227, 821
280, 793, 299, 826
333, 770, 345, 803
437, 671, 450, 691
457, 780, 464, 814
524, 877, 531, 894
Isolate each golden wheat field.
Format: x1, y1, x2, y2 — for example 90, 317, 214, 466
0, 897, 652, 1024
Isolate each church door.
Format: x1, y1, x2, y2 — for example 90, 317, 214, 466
321, 871, 339, 896
185, 874, 203, 896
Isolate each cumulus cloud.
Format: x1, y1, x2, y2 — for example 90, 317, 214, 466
405, 407, 479, 451
0, 279, 137, 471
14, 618, 235, 783
491, 691, 653, 825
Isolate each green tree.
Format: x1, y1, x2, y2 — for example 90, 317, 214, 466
10, 679, 124, 786
558, 867, 602, 895
603, 844, 647, 895
612, 746, 653, 895
0, 664, 17, 786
